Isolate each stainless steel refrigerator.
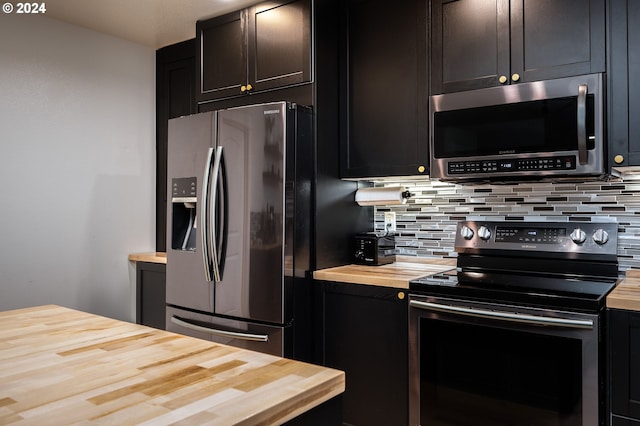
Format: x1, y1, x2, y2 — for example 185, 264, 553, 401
165, 102, 313, 358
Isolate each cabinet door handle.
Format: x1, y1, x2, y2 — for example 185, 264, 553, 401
511, 73, 520, 82
240, 85, 247, 92
577, 83, 588, 165
498, 75, 508, 84
246, 84, 253, 91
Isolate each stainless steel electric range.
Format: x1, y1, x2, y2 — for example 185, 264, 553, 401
409, 220, 620, 426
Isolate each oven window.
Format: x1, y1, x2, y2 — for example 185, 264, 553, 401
432, 95, 595, 158
420, 318, 582, 426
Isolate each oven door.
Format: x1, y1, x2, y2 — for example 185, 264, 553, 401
409, 295, 602, 426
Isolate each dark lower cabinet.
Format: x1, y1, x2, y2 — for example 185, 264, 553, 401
316, 281, 408, 426
607, 0, 640, 167
339, 0, 428, 178
609, 309, 640, 423
136, 262, 166, 330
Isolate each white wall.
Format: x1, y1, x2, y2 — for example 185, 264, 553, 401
0, 15, 156, 321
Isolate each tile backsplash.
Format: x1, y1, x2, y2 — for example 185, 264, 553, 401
373, 179, 640, 274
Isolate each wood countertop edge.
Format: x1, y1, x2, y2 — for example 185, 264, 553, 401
313, 258, 456, 289
313, 270, 410, 289
607, 271, 640, 311
128, 252, 167, 264
0, 305, 344, 425
256, 373, 345, 425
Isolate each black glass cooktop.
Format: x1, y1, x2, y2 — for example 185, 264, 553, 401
410, 270, 619, 313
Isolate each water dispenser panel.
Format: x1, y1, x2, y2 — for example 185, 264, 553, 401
171, 177, 197, 251
172, 177, 197, 202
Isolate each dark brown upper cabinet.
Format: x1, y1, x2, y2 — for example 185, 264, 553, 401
431, 0, 606, 95
608, 0, 640, 167
196, 0, 312, 103
339, 0, 429, 179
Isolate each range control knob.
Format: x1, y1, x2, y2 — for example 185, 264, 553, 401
478, 226, 492, 241
592, 229, 609, 245
460, 225, 475, 240
570, 228, 587, 245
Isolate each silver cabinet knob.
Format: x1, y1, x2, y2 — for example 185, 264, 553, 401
570, 228, 587, 244
460, 225, 474, 240
592, 229, 609, 245
478, 226, 492, 241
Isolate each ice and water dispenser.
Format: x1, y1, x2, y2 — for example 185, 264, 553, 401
171, 177, 197, 251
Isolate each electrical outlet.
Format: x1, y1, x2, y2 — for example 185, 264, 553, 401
384, 212, 396, 233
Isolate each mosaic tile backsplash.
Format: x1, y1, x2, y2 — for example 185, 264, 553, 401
372, 179, 640, 275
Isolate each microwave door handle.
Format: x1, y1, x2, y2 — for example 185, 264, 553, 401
208, 146, 223, 282
577, 83, 588, 165
201, 147, 215, 282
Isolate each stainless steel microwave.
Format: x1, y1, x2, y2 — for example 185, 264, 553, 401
429, 74, 605, 181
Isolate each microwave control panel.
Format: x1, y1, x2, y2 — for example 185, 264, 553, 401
448, 156, 576, 175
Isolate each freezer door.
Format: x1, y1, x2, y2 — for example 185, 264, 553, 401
166, 306, 285, 356
213, 102, 288, 324
166, 112, 215, 313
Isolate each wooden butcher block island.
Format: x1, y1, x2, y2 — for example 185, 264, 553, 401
0, 305, 344, 425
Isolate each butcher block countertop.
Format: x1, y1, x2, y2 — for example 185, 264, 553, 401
607, 269, 640, 312
128, 252, 167, 264
313, 256, 456, 289
0, 305, 344, 425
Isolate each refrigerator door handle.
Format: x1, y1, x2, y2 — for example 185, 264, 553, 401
171, 316, 269, 342
201, 147, 215, 282
209, 146, 225, 282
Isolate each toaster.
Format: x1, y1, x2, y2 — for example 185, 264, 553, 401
353, 232, 396, 266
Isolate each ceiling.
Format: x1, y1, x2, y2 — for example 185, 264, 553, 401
43, 0, 261, 49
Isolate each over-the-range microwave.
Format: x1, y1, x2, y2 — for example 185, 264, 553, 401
429, 73, 605, 182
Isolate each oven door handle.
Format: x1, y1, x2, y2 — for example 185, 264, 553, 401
410, 300, 594, 330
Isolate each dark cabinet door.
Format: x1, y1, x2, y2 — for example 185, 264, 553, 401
136, 262, 167, 330
510, 0, 605, 83
248, 0, 312, 93
317, 282, 408, 425
431, 0, 605, 94
608, 0, 640, 167
609, 309, 640, 421
431, 0, 510, 94
197, 0, 311, 103
196, 11, 247, 102
339, 0, 428, 178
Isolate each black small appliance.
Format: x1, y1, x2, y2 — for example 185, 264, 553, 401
353, 232, 396, 265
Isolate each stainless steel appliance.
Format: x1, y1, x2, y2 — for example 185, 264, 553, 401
165, 102, 313, 358
409, 220, 620, 426
429, 74, 605, 181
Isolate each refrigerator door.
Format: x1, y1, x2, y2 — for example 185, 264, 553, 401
214, 102, 287, 324
166, 112, 215, 313
166, 305, 286, 356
